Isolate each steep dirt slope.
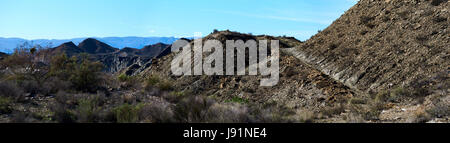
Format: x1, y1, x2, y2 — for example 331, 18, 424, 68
291, 0, 448, 94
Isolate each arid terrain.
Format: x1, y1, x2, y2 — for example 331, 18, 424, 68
0, 0, 448, 123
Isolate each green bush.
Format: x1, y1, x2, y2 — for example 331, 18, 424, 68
0, 97, 12, 114
145, 75, 160, 87
144, 75, 173, 91
113, 104, 139, 123
76, 98, 101, 122
0, 81, 25, 102
173, 96, 216, 123
158, 80, 173, 91
51, 103, 76, 123
70, 59, 103, 92
118, 73, 132, 82
49, 54, 104, 93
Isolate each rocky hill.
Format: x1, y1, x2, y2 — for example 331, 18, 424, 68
138, 31, 361, 121
137, 1, 449, 122
0, 0, 447, 123
119, 43, 171, 58
281, 0, 449, 122
78, 38, 119, 54
51, 42, 84, 57
289, 0, 448, 94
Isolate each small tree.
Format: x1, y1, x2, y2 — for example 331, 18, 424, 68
1, 44, 49, 86
70, 56, 103, 93
49, 53, 104, 93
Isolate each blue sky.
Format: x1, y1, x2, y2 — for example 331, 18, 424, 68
0, 0, 357, 41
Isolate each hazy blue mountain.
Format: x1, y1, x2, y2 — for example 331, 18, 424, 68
0, 37, 178, 53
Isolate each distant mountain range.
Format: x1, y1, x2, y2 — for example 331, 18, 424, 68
0, 36, 179, 53
47, 38, 172, 75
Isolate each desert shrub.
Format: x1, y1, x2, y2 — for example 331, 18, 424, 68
426, 95, 449, 118
19, 80, 40, 95
389, 87, 409, 102
145, 75, 160, 87
51, 91, 110, 123
225, 96, 249, 104
2, 46, 50, 85
0, 50, 32, 70
138, 102, 175, 123
10, 112, 41, 123
158, 80, 173, 91
248, 104, 296, 123
144, 75, 173, 91
205, 103, 249, 123
54, 91, 78, 108
431, 0, 447, 6
0, 81, 25, 102
122, 94, 138, 104
173, 96, 216, 123
162, 91, 186, 103
49, 54, 104, 93
118, 73, 132, 82
41, 77, 72, 95
363, 100, 388, 121
344, 113, 366, 123
408, 107, 432, 123
319, 104, 346, 118
347, 101, 383, 121
76, 98, 102, 123
374, 91, 389, 102
113, 104, 139, 123
69, 59, 104, 93
49, 54, 76, 80
0, 97, 12, 114
427, 102, 449, 118
294, 110, 315, 123
50, 91, 78, 123
348, 97, 366, 105
50, 102, 76, 123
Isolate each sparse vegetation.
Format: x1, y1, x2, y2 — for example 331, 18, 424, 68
113, 104, 140, 123
225, 96, 249, 104
319, 104, 346, 118
431, 0, 447, 6
0, 97, 12, 114
0, 0, 448, 123
144, 75, 173, 91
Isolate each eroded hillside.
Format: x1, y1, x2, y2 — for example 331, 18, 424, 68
291, 0, 448, 93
